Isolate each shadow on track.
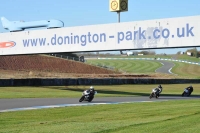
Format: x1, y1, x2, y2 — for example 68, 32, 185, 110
47, 86, 200, 98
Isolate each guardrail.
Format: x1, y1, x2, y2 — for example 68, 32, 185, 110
47, 54, 118, 71
88, 62, 116, 70
48, 54, 85, 62
0, 78, 200, 86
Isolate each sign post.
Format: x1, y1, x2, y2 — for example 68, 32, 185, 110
109, 0, 128, 54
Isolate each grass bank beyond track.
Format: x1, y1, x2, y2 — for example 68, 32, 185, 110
0, 100, 199, 133
106, 54, 200, 62
86, 59, 200, 79
87, 60, 162, 73
0, 84, 200, 99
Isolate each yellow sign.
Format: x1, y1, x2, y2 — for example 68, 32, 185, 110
109, 0, 128, 12
110, 0, 120, 11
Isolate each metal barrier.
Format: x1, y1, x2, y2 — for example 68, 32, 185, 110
48, 54, 85, 62
48, 54, 117, 71
0, 78, 199, 86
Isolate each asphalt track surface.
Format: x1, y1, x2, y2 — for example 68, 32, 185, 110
155, 60, 175, 74
0, 61, 194, 112
1, 96, 200, 112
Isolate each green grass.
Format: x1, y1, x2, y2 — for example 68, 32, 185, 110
0, 84, 200, 99
104, 54, 200, 62
0, 100, 199, 133
0, 85, 200, 132
176, 54, 200, 62
87, 59, 200, 78
105, 55, 172, 59
87, 60, 162, 73
171, 62, 200, 78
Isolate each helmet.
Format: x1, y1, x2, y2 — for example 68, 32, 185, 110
90, 86, 94, 90
158, 85, 162, 88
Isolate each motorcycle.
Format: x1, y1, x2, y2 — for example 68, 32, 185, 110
181, 88, 191, 97
149, 88, 159, 99
79, 90, 97, 102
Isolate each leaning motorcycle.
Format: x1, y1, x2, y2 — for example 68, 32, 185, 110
149, 88, 159, 99
181, 88, 190, 97
79, 90, 97, 102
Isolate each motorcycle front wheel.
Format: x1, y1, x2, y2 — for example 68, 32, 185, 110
79, 96, 84, 102
149, 93, 153, 99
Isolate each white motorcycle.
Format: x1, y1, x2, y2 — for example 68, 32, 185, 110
181, 88, 190, 97
79, 90, 97, 102
149, 88, 160, 99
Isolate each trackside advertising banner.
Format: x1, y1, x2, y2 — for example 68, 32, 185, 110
0, 15, 200, 55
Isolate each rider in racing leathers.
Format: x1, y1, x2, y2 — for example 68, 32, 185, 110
86, 86, 95, 96
155, 85, 163, 97
186, 85, 193, 96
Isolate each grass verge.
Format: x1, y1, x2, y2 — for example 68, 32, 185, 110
0, 99, 199, 133
0, 84, 200, 98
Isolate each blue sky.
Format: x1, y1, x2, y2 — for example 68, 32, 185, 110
0, 0, 199, 54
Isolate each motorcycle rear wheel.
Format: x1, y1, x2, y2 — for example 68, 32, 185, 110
88, 96, 94, 102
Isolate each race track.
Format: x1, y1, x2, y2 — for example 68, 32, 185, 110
0, 60, 197, 113
156, 60, 175, 74
1, 96, 199, 112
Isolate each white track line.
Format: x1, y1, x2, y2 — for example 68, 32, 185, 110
0, 100, 168, 113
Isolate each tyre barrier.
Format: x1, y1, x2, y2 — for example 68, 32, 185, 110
0, 78, 199, 86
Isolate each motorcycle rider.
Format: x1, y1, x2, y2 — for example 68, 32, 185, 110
186, 85, 193, 96
79, 86, 96, 102
87, 86, 95, 96
155, 85, 163, 97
